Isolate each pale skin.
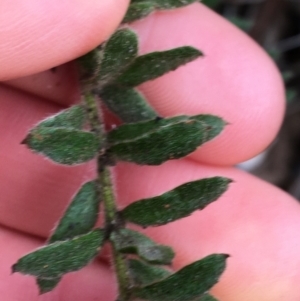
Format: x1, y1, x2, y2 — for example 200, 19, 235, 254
0, 1, 299, 300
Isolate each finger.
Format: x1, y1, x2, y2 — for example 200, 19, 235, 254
1, 85, 299, 300
3, 63, 80, 106
129, 3, 285, 166
115, 161, 300, 301
0, 226, 115, 300
0, 0, 129, 80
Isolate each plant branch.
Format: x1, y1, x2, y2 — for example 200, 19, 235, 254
83, 92, 131, 301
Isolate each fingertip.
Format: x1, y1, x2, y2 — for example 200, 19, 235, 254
0, 0, 129, 80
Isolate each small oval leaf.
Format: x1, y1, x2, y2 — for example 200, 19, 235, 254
115, 47, 202, 87
49, 181, 100, 243
132, 254, 228, 301
108, 116, 209, 165
122, 177, 231, 227
128, 259, 171, 286
24, 127, 100, 165
111, 229, 174, 264
12, 229, 104, 279
99, 85, 157, 123
99, 29, 138, 85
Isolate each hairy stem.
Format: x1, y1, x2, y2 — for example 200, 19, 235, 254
83, 92, 131, 301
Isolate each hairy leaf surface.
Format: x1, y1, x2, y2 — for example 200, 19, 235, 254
116, 47, 202, 87
122, 177, 231, 227
108, 115, 224, 165
99, 29, 138, 85
12, 230, 104, 278
123, 2, 155, 23
24, 127, 100, 165
36, 105, 86, 129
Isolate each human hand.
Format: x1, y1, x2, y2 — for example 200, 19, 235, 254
1, 1, 299, 301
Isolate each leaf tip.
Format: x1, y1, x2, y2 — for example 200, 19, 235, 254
222, 253, 231, 259
11, 263, 17, 274
20, 135, 29, 145
186, 46, 204, 59
226, 178, 234, 185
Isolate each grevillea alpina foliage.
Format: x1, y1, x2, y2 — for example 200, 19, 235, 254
13, 1, 231, 300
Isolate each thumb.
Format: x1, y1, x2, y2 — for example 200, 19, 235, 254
0, 0, 129, 81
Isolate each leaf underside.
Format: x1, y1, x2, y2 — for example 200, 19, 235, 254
99, 85, 157, 123
49, 181, 100, 243
128, 259, 171, 286
111, 229, 174, 264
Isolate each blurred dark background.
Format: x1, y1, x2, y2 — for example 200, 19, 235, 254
202, 0, 300, 199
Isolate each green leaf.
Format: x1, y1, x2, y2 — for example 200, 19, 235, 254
36, 277, 61, 294
123, 0, 199, 23
111, 229, 174, 264
132, 254, 228, 301
122, 177, 231, 227
154, 0, 199, 9
99, 29, 138, 85
115, 47, 202, 87
36, 105, 86, 129
99, 85, 157, 123
12, 229, 104, 279
77, 48, 102, 82
128, 259, 171, 286
23, 127, 100, 165
49, 181, 100, 243
122, 2, 155, 23
107, 115, 224, 165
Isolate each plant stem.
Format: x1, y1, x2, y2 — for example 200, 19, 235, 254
101, 166, 131, 301
83, 92, 131, 301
